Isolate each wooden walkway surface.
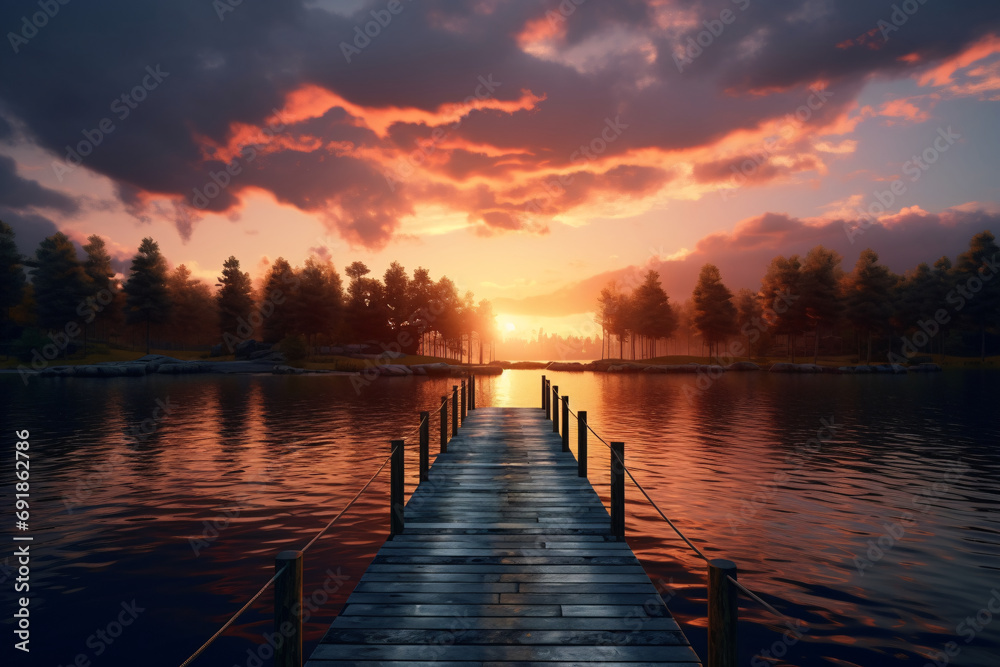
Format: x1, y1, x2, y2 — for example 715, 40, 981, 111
306, 406, 701, 666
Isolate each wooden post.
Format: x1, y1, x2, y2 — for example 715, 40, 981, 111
460, 380, 466, 421
610, 441, 625, 540
469, 374, 476, 410
577, 410, 587, 478
708, 559, 739, 667
552, 386, 559, 433
452, 386, 458, 436
541, 374, 547, 410
561, 395, 569, 452
419, 411, 429, 482
544, 378, 550, 419
440, 395, 448, 453
274, 550, 303, 667
390, 439, 404, 538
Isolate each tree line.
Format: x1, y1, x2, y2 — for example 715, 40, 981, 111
0, 223, 498, 362
596, 231, 1000, 363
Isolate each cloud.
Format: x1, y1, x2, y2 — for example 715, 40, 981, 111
0, 206, 60, 257
0, 1, 997, 247
0, 154, 79, 213
494, 204, 999, 317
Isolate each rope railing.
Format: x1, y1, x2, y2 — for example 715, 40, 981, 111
176, 380, 471, 667
551, 382, 795, 627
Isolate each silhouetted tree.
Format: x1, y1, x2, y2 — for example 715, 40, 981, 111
842, 249, 895, 364
632, 270, 677, 359
953, 231, 1000, 362
82, 234, 117, 348
761, 255, 807, 360
216, 255, 254, 345
734, 288, 763, 360
165, 265, 214, 347
123, 237, 171, 354
0, 221, 25, 340
297, 256, 343, 345
259, 257, 299, 344
800, 246, 844, 363
692, 264, 737, 358
32, 233, 92, 355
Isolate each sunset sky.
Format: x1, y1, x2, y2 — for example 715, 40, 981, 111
1, 0, 999, 336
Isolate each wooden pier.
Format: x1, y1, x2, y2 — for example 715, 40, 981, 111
305, 406, 702, 666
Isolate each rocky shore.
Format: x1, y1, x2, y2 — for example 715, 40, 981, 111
491, 360, 943, 374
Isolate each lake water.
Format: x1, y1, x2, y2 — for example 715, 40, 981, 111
1, 369, 998, 666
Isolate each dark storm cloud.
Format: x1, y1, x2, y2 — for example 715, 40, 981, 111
0, 206, 60, 256
0, 0, 997, 245
0, 154, 78, 213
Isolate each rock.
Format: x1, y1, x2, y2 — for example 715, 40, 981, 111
546, 362, 586, 371
319, 346, 332, 354
210, 343, 224, 357
378, 364, 412, 377
123, 364, 146, 377
76, 365, 102, 377
249, 349, 286, 363
234, 339, 257, 359
769, 362, 797, 373
797, 364, 824, 373
411, 366, 427, 376
838, 366, 856, 374
889, 363, 909, 374
726, 361, 760, 371
853, 365, 872, 373
872, 364, 894, 374
272, 365, 304, 375
910, 362, 943, 372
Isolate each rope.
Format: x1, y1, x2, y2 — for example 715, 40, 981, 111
301, 445, 397, 553
178, 390, 452, 666
178, 565, 287, 667
556, 393, 794, 624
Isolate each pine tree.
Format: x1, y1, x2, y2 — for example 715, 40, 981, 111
0, 221, 26, 341
841, 249, 896, 364
216, 256, 255, 346
799, 246, 844, 363
33, 233, 92, 346
123, 237, 171, 354
82, 234, 118, 348
953, 231, 1000, 362
692, 264, 737, 358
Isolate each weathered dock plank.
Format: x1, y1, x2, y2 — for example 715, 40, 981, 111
306, 407, 701, 666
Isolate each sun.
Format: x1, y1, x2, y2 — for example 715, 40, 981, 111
504, 322, 516, 332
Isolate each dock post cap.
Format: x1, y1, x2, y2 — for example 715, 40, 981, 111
709, 558, 737, 571
276, 550, 302, 561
